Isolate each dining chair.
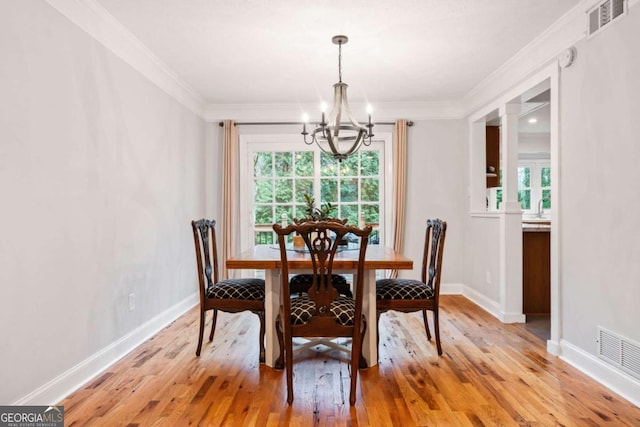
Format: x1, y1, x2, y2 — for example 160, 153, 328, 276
273, 220, 372, 405
376, 219, 447, 355
191, 219, 266, 361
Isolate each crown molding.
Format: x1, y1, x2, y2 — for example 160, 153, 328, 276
463, 0, 593, 116
45, 0, 205, 118
47, 0, 636, 124
204, 101, 465, 123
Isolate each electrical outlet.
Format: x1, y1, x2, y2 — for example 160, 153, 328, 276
486, 271, 491, 284
128, 293, 135, 311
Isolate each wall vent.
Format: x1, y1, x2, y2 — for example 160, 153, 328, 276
588, 0, 627, 37
597, 326, 640, 380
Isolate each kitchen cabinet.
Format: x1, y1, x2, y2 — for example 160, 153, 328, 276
522, 227, 550, 315
486, 126, 500, 188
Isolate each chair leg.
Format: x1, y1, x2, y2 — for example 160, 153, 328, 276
257, 311, 265, 364
359, 318, 368, 369
376, 310, 381, 356
285, 329, 294, 404
209, 309, 218, 342
274, 316, 285, 370
433, 309, 442, 355
350, 330, 361, 406
422, 309, 432, 341
196, 309, 205, 357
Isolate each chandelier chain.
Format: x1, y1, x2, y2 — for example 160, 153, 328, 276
338, 42, 342, 83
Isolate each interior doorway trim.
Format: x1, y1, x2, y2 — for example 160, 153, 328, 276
468, 62, 561, 355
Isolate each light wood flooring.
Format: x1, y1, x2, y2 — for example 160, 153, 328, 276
60, 296, 640, 426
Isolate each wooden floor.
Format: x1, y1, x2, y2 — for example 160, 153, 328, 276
60, 296, 640, 426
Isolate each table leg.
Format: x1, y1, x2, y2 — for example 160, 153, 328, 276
264, 268, 281, 367
361, 269, 377, 367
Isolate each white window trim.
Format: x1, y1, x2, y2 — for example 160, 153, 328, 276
238, 132, 393, 252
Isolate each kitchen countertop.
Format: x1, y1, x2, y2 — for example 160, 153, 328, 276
523, 222, 551, 232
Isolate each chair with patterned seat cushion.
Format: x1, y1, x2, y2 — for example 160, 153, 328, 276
376, 219, 447, 355
273, 220, 372, 406
191, 219, 265, 361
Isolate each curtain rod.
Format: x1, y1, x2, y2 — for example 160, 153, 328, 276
218, 121, 413, 127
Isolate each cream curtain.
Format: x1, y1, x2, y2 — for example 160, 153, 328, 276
221, 120, 237, 280
389, 119, 408, 279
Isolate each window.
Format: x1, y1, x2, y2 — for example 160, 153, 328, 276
518, 166, 531, 210
519, 160, 551, 216
239, 134, 392, 251
252, 151, 314, 245
491, 163, 551, 214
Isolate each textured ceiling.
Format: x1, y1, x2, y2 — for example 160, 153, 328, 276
94, 0, 581, 106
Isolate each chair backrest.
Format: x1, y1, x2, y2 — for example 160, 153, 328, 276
191, 219, 220, 303
421, 219, 447, 302
273, 220, 371, 328
293, 217, 348, 226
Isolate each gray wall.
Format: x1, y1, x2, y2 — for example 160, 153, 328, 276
404, 120, 467, 285
559, 6, 640, 350
0, 2, 207, 404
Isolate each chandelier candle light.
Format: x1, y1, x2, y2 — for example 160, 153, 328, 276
302, 35, 374, 161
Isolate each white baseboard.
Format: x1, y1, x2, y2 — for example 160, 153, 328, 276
546, 339, 561, 356
440, 282, 464, 295
559, 339, 640, 408
14, 293, 199, 406
459, 285, 501, 320
457, 285, 525, 323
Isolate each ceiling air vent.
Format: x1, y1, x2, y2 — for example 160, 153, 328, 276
588, 0, 627, 37
597, 326, 640, 380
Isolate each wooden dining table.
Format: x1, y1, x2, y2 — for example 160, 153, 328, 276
226, 244, 413, 368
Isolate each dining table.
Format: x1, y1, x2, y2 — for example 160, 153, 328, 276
226, 244, 413, 368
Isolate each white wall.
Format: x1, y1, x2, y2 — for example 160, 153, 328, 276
403, 120, 467, 286
0, 2, 207, 404
519, 133, 551, 155
559, 6, 640, 351
464, 217, 502, 303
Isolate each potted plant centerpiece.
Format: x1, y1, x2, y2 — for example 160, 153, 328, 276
302, 193, 337, 221
300, 194, 349, 246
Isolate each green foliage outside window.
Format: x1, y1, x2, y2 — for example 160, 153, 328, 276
295, 152, 314, 176
541, 167, 551, 187
321, 179, 338, 203
518, 190, 531, 210
254, 152, 272, 177
275, 152, 292, 177
361, 178, 379, 202
340, 178, 358, 202
541, 167, 551, 209
274, 179, 292, 203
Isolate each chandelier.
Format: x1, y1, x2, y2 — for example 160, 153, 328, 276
302, 35, 374, 161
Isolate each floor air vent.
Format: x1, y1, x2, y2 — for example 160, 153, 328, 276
588, 0, 626, 37
597, 326, 640, 380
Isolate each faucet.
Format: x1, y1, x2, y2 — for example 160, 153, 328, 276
537, 199, 545, 218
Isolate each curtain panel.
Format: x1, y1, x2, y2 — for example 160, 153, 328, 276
389, 119, 408, 278
222, 120, 237, 279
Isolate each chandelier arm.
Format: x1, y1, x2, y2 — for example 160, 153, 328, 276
325, 83, 345, 137
342, 130, 367, 157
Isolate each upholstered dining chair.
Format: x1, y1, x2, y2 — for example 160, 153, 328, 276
191, 219, 266, 361
376, 219, 447, 355
273, 220, 372, 405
